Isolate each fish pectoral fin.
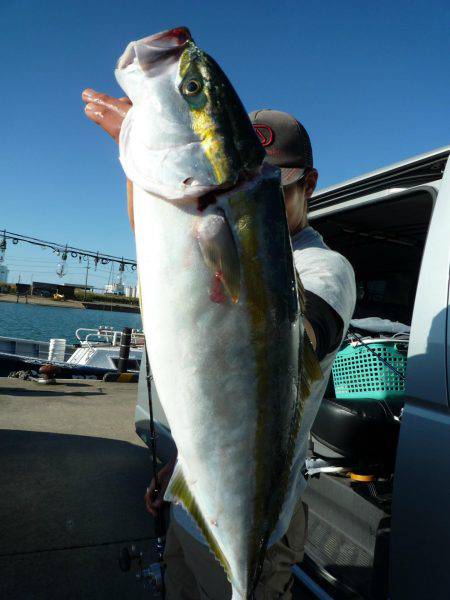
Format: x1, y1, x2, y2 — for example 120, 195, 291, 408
196, 210, 240, 303
165, 463, 232, 581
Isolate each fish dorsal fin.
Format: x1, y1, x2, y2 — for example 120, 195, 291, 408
296, 270, 307, 316
296, 271, 322, 397
300, 334, 323, 399
196, 210, 240, 303
165, 463, 232, 581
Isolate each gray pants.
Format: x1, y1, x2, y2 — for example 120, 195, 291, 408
164, 500, 308, 600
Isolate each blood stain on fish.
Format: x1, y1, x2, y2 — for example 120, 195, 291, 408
210, 271, 226, 304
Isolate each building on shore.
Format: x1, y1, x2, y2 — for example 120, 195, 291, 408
31, 282, 94, 300
125, 285, 137, 298
0, 264, 9, 283
104, 282, 125, 295
16, 283, 31, 295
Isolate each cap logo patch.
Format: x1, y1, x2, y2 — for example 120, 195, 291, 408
253, 124, 274, 147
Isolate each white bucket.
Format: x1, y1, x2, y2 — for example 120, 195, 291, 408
48, 338, 67, 362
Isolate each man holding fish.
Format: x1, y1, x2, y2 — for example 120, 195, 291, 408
82, 27, 355, 600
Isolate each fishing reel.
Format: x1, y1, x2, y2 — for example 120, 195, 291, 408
119, 539, 166, 595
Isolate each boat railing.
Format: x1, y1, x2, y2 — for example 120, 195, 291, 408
0, 334, 75, 360
75, 326, 145, 348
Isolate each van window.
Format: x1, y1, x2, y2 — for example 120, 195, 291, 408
312, 190, 434, 326
356, 273, 418, 323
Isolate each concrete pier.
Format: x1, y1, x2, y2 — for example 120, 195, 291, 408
0, 379, 315, 599
0, 379, 158, 599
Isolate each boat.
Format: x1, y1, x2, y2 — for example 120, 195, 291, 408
0, 326, 144, 379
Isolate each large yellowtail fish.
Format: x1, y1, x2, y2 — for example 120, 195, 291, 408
115, 27, 321, 600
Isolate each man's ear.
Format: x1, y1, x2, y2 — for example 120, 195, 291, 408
304, 169, 318, 200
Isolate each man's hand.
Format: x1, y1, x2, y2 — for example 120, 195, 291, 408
82, 89, 131, 142
82, 89, 135, 229
144, 457, 177, 517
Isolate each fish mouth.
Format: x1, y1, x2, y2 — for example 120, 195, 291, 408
116, 27, 192, 71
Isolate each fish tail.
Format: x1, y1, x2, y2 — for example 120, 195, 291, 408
165, 464, 232, 582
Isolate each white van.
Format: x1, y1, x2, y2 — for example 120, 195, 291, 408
135, 145, 450, 599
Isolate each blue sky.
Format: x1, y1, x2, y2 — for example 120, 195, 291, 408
1, 0, 449, 287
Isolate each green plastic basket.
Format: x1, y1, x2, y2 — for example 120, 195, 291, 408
332, 340, 408, 401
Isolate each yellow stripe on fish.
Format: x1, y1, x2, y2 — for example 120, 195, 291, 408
228, 190, 271, 591
191, 111, 230, 185
179, 48, 233, 186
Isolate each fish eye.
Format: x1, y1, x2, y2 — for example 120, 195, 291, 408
183, 78, 202, 96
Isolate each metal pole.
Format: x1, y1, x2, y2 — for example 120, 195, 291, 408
83, 259, 90, 301
117, 327, 131, 374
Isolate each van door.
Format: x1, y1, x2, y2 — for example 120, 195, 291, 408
390, 158, 450, 599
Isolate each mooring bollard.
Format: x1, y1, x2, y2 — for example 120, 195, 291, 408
117, 327, 132, 374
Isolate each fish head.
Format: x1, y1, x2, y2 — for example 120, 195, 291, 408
115, 28, 266, 202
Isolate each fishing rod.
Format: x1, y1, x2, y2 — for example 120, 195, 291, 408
145, 346, 167, 574
347, 328, 406, 380
119, 346, 166, 597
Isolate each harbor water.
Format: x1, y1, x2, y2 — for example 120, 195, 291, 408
0, 302, 142, 344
